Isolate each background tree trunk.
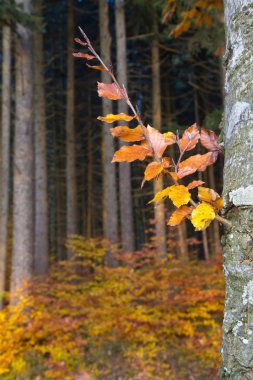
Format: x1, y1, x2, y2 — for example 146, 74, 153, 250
0, 25, 11, 306
11, 0, 34, 294
66, 0, 78, 256
151, 20, 167, 257
99, 0, 119, 257
34, 0, 49, 274
221, 1, 253, 377
115, 0, 135, 252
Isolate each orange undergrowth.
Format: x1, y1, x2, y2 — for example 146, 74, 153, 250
0, 237, 224, 380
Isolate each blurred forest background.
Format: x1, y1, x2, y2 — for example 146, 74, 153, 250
0, 0, 226, 379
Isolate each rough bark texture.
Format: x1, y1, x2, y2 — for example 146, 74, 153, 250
99, 0, 119, 250
151, 23, 167, 257
66, 0, 78, 254
11, 0, 34, 294
221, 1, 253, 378
115, 0, 135, 252
0, 25, 11, 305
34, 0, 49, 274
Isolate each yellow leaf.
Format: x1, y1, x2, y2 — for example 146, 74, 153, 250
168, 205, 192, 226
150, 184, 190, 207
191, 202, 215, 230
163, 132, 176, 144
198, 187, 223, 212
98, 113, 136, 123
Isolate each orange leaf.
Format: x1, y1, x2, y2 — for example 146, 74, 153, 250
168, 205, 192, 226
197, 151, 219, 171
162, 157, 172, 168
169, 172, 178, 182
200, 129, 221, 152
187, 180, 205, 189
177, 152, 215, 179
97, 82, 124, 100
73, 52, 94, 60
179, 123, 199, 152
86, 64, 107, 71
147, 125, 170, 158
98, 113, 136, 123
112, 145, 152, 162
110, 126, 144, 142
198, 187, 223, 211
144, 162, 165, 181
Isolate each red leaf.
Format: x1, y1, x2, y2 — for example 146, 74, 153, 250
147, 125, 170, 158
74, 38, 87, 46
200, 129, 222, 152
97, 82, 124, 100
179, 123, 200, 152
112, 145, 152, 162
72, 52, 95, 60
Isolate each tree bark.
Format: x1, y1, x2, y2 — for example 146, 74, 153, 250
66, 0, 78, 256
0, 25, 11, 306
11, 0, 34, 294
115, 0, 135, 252
99, 0, 119, 257
151, 19, 167, 257
34, 0, 49, 274
221, 1, 253, 378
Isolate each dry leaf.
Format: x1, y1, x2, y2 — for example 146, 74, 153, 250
110, 126, 144, 142
168, 205, 192, 226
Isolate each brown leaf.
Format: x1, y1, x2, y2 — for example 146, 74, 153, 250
187, 180, 205, 189
97, 82, 124, 100
110, 126, 144, 142
200, 129, 221, 152
162, 157, 172, 168
98, 113, 136, 123
147, 125, 170, 158
144, 162, 165, 181
168, 205, 192, 226
179, 123, 200, 152
72, 52, 94, 60
86, 64, 107, 71
198, 187, 223, 212
197, 151, 219, 171
112, 145, 152, 162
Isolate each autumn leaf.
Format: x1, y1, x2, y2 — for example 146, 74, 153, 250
110, 126, 144, 142
150, 184, 190, 207
169, 172, 178, 182
187, 180, 205, 189
177, 152, 215, 179
198, 187, 223, 212
112, 145, 152, 162
73, 52, 94, 60
147, 125, 170, 158
144, 162, 165, 181
163, 131, 176, 144
171, 19, 191, 37
98, 113, 136, 123
97, 82, 124, 100
191, 202, 215, 230
200, 129, 221, 152
162, 157, 172, 168
179, 123, 200, 152
197, 151, 219, 171
74, 38, 87, 46
86, 64, 107, 71
168, 205, 192, 226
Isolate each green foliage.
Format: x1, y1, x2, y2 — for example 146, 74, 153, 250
0, 237, 224, 379
0, 0, 41, 30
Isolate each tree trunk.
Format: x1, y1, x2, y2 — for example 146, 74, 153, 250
221, 1, 253, 378
151, 20, 167, 257
11, 0, 34, 294
115, 0, 135, 252
0, 25, 11, 306
99, 0, 119, 258
34, 0, 49, 274
66, 0, 77, 256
